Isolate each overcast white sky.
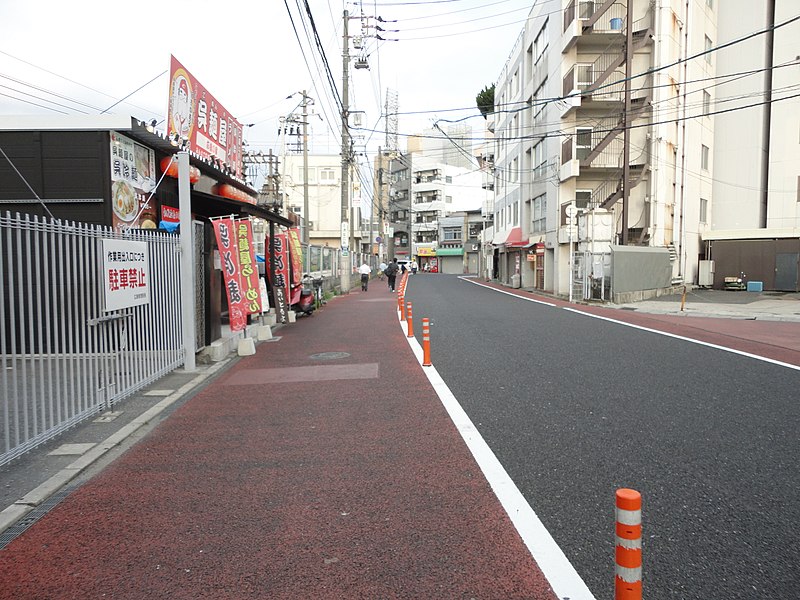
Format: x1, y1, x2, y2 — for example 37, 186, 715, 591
0, 0, 543, 170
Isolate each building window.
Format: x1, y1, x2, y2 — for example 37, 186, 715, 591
443, 227, 461, 241
513, 201, 518, 225
705, 36, 713, 63
700, 197, 708, 223
706, 0, 713, 8
703, 90, 711, 116
701, 144, 710, 170
320, 168, 336, 183
534, 20, 549, 64
445, 175, 452, 183
533, 141, 546, 180
576, 190, 592, 210
446, 196, 453, 203
576, 128, 592, 160
532, 194, 546, 233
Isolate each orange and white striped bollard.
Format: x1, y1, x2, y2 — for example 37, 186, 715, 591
422, 318, 431, 366
406, 302, 414, 337
400, 295, 406, 321
615, 488, 642, 600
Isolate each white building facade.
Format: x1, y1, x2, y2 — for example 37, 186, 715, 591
493, 0, 721, 299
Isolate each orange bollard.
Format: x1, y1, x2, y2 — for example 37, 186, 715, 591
400, 295, 406, 321
615, 488, 642, 600
422, 318, 431, 366
406, 302, 414, 337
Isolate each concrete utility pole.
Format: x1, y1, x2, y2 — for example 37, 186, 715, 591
340, 9, 351, 293
376, 146, 383, 265
621, 0, 634, 245
177, 150, 196, 372
302, 90, 310, 245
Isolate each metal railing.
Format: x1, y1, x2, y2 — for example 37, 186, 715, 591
0, 212, 183, 466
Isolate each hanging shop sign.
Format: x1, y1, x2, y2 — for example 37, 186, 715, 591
212, 217, 247, 331
110, 131, 156, 232
102, 239, 150, 311
166, 55, 244, 179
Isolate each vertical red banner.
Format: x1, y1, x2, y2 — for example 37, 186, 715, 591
212, 217, 247, 332
235, 219, 262, 315
287, 228, 304, 288
274, 233, 290, 291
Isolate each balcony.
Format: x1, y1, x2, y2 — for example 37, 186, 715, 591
563, 0, 627, 53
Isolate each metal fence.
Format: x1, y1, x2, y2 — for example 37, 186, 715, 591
576, 251, 612, 301
0, 212, 183, 466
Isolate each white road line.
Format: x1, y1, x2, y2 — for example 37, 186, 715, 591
459, 277, 557, 306
455, 278, 799, 372
563, 307, 800, 372
399, 310, 595, 600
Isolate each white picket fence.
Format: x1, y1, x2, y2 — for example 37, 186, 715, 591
0, 212, 183, 466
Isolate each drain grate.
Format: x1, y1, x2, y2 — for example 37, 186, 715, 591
0, 486, 76, 550
309, 352, 351, 360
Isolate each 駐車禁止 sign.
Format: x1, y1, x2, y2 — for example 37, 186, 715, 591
102, 239, 150, 311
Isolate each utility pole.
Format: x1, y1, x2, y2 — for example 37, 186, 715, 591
621, 0, 634, 245
301, 90, 310, 245
340, 9, 352, 293
377, 146, 384, 265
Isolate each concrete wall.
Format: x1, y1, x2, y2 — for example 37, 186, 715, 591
611, 246, 673, 299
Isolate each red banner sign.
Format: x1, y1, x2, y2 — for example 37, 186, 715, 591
235, 219, 261, 315
167, 55, 244, 179
287, 228, 304, 288
212, 218, 247, 332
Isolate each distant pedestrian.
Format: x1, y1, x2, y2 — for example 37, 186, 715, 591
410, 260, 418, 275
358, 261, 371, 291
384, 259, 399, 292
400, 262, 407, 275
378, 260, 387, 281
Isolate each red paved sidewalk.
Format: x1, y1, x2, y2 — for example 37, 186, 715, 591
0, 288, 556, 599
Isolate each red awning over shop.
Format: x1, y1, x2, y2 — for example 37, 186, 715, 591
493, 227, 529, 248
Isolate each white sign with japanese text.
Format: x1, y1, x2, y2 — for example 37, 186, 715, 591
102, 239, 150, 312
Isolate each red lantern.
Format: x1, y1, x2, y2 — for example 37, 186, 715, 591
160, 156, 179, 178
189, 166, 201, 183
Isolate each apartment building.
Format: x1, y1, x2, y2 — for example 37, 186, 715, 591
282, 154, 363, 251
706, 0, 800, 290
493, 0, 718, 299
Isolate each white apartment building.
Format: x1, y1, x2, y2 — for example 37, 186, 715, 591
409, 156, 485, 265
282, 154, 363, 251
493, 0, 719, 299
706, 0, 800, 291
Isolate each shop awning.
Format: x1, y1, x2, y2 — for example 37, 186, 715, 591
191, 191, 293, 227
436, 247, 464, 256
492, 227, 528, 247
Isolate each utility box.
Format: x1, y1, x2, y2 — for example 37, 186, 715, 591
698, 260, 715, 287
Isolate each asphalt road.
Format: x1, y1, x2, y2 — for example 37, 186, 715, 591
403, 274, 800, 600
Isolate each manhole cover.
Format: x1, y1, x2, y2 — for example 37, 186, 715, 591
309, 352, 350, 360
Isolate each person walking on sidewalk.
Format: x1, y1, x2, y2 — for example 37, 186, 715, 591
384, 259, 399, 292
358, 261, 372, 291
378, 260, 387, 281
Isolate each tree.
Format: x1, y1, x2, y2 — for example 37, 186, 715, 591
475, 84, 495, 119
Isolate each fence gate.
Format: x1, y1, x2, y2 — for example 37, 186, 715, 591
576, 251, 612, 301
0, 212, 183, 466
